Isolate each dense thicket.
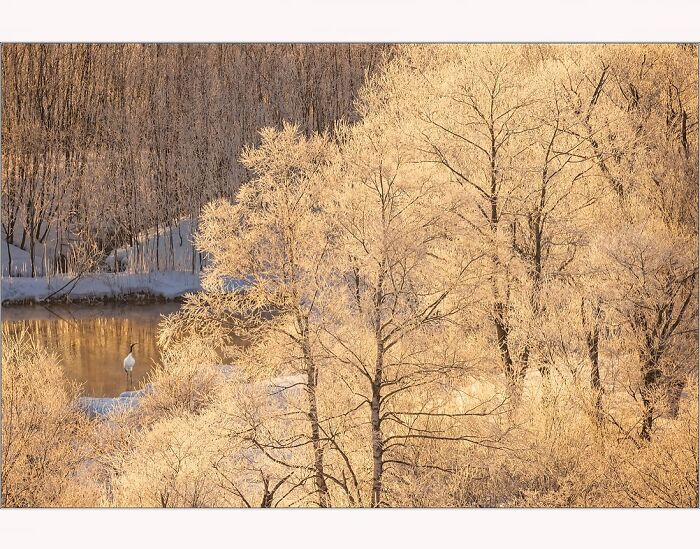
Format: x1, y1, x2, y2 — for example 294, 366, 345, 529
1, 44, 388, 275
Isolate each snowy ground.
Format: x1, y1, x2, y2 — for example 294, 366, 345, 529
106, 218, 204, 273
1, 240, 44, 277
1, 219, 209, 304
2, 219, 203, 277
78, 373, 305, 419
1, 271, 202, 304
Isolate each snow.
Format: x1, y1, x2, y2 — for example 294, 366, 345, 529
1, 218, 212, 303
78, 395, 141, 419
2, 218, 206, 275
105, 218, 205, 273
76, 372, 304, 419
78, 384, 154, 419
1, 271, 202, 304
78, 383, 153, 419
1, 240, 45, 277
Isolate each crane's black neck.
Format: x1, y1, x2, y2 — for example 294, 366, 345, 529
129, 343, 137, 353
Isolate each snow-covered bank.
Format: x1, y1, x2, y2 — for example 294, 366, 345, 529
78, 393, 142, 419
1, 271, 202, 304
2, 218, 207, 277
78, 386, 154, 419
77, 372, 305, 419
0, 218, 213, 304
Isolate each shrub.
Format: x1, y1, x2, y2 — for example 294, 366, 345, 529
2, 327, 96, 507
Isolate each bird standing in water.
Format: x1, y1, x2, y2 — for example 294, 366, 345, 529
123, 342, 137, 388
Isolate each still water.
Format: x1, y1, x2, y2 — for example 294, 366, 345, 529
1, 302, 181, 397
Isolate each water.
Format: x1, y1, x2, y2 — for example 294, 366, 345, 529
1, 302, 182, 397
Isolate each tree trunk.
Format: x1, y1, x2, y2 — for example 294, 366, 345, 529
371, 339, 384, 507
581, 299, 604, 423
494, 302, 523, 407
300, 328, 330, 508
370, 272, 385, 508
371, 379, 383, 508
666, 375, 685, 418
640, 360, 662, 441
5, 237, 12, 276
588, 329, 603, 423
29, 231, 36, 277
168, 223, 175, 269
306, 363, 330, 507
587, 315, 603, 422
155, 225, 160, 271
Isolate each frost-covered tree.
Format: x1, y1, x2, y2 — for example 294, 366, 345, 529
161, 123, 336, 506
318, 76, 507, 505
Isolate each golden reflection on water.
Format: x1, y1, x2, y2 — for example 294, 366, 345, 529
2, 302, 181, 397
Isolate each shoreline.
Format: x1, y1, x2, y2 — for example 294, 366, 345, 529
1, 271, 202, 306
1, 291, 187, 306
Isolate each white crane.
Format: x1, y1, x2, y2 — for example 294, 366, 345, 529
123, 342, 137, 387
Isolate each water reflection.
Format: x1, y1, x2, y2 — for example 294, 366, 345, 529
2, 302, 182, 397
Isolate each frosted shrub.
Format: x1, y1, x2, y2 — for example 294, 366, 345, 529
137, 338, 225, 420
108, 412, 226, 507
1, 328, 96, 507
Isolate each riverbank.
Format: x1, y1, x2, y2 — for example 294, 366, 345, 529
1, 271, 202, 305
77, 370, 298, 419
78, 385, 154, 419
